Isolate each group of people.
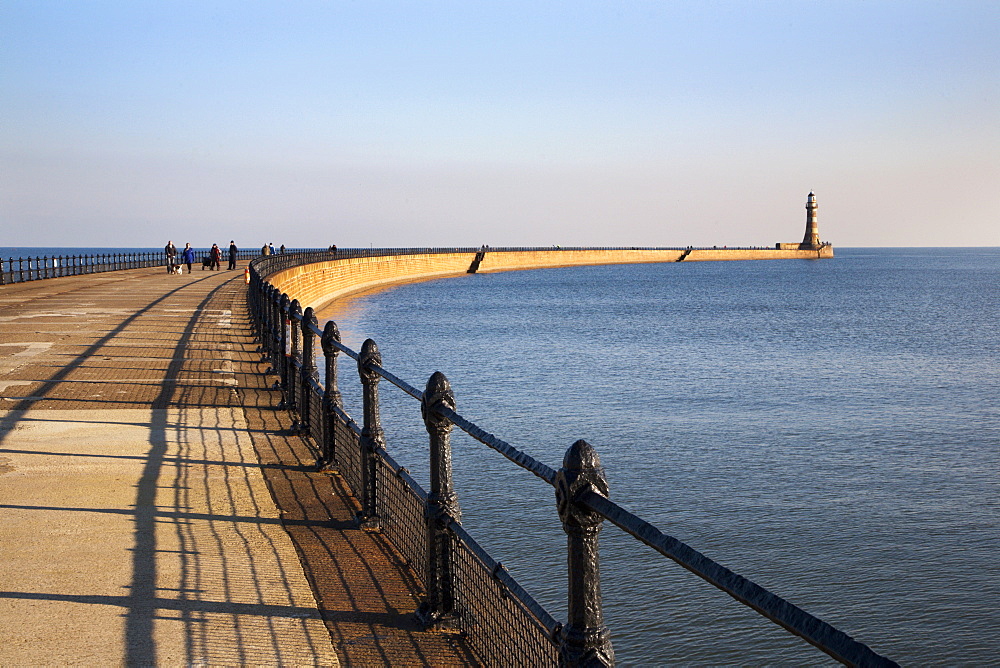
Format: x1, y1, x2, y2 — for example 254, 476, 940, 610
259, 243, 286, 255
164, 241, 240, 274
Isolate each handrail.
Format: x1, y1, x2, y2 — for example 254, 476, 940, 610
0, 249, 262, 284
579, 491, 890, 666
247, 250, 897, 667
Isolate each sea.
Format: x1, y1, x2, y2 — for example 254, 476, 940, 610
317, 247, 1000, 666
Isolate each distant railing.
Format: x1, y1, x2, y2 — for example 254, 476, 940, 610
247, 250, 895, 667
0, 249, 262, 285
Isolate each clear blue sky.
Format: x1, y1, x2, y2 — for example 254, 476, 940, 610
2, 1, 997, 248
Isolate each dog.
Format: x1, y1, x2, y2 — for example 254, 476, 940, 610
168, 264, 182, 275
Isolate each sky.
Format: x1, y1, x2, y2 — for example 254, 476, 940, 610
2, 1, 997, 248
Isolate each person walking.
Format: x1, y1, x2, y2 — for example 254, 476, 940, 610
262, 243, 270, 256
164, 240, 177, 273
181, 243, 196, 274
227, 241, 238, 270
209, 244, 222, 270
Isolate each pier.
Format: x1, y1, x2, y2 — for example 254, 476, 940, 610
1, 245, 895, 667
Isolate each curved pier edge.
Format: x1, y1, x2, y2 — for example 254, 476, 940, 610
267, 246, 833, 309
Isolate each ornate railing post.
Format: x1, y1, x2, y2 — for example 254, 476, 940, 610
278, 293, 291, 403
268, 286, 281, 370
258, 279, 267, 334
417, 371, 462, 630
356, 338, 385, 528
247, 270, 258, 331
318, 320, 343, 471
261, 284, 273, 365
251, 272, 270, 336
300, 306, 319, 436
287, 299, 302, 423
555, 439, 614, 667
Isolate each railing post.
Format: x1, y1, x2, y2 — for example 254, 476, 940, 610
269, 286, 281, 368
253, 274, 263, 335
318, 320, 343, 471
300, 306, 319, 436
261, 284, 272, 358
417, 371, 462, 630
256, 281, 267, 353
277, 293, 291, 406
555, 439, 614, 667
260, 284, 274, 367
356, 338, 385, 528
265, 286, 275, 363
287, 299, 302, 422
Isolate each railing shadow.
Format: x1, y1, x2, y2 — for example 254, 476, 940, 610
235, 355, 481, 666
0, 272, 335, 665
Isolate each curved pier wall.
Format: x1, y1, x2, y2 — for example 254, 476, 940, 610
475, 246, 832, 273
267, 247, 832, 307
266, 252, 475, 307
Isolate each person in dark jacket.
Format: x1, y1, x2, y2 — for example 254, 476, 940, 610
165, 241, 177, 273
209, 244, 222, 270
181, 243, 196, 273
228, 241, 238, 270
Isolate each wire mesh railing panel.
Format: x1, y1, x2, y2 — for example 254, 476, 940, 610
289, 357, 303, 420
305, 386, 324, 459
306, 391, 326, 457
450, 532, 560, 666
332, 414, 363, 498
374, 454, 429, 574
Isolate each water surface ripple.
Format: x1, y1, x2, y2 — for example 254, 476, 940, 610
320, 248, 1000, 666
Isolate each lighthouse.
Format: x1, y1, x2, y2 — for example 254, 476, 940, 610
801, 191, 821, 249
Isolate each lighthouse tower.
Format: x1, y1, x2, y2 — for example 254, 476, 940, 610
800, 191, 821, 249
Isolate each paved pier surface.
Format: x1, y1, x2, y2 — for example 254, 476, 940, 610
0, 268, 475, 666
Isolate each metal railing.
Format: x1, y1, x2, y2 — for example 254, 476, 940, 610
0, 249, 263, 284
247, 250, 895, 667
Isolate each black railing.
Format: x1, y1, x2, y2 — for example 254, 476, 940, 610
247, 250, 894, 667
0, 249, 262, 284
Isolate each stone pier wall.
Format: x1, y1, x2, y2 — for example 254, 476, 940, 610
267, 252, 475, 307
685, 246, 833, 261
267, 246, 832, 308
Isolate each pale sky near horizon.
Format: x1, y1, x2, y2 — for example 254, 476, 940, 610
2, 1, 997, 248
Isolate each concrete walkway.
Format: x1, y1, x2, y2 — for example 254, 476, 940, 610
0, 268, 475, 666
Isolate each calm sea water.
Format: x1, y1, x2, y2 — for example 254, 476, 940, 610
319, 248, 1000, 666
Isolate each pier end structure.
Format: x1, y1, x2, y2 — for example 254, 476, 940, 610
802, 190, 821, 248
777, 191, 832, 255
